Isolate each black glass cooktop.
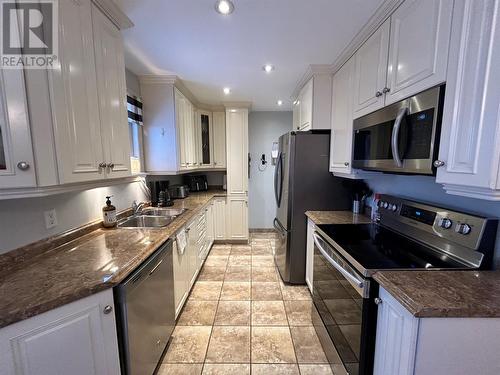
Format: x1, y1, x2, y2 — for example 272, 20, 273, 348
316, 224, 468, 271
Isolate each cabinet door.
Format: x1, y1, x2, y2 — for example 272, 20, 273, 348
175, 90, 188, 170
292, 101, 300, 131
214, 198, 227, 240
185, 101, 197, 167
305, 219, 315, 293
186, 220, 199, 288
436, 0, 500, 198
50, 0, 105, 184
299, 79, 313, 129
206, 203, 215, 247
385, 0, 453, 105
226, 108, 248, 195
353, 19, 390, 119
0, 290, 120, 375
197, 110, 213, 167
173, 239, 189, 317
330, 58, 355, 175
212, 112, 226, 168
374, 288, 419, 375
0, 69, 36, 188
92, 5, 131, 178
227, 196, 249, 240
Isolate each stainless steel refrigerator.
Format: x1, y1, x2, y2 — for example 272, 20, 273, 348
273, 131, 351, 284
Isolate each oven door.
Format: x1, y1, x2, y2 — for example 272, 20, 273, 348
352, 85, 443, 175
312, 232, 378, 375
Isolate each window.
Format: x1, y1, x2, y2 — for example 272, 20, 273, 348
127, 94, 143, 173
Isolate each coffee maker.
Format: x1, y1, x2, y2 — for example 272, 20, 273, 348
184, 175, 208, 192
147, 179, 174, 207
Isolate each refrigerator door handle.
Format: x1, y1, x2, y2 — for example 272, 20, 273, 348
274, 152, 283, 206
273, 218, 286, 236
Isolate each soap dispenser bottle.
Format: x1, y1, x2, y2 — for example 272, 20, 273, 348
102, 196, 117, 228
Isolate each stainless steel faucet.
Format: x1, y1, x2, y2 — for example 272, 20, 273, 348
132, 201, 146, 215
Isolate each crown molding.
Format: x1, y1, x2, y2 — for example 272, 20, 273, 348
92, 0, 134, 29
223, 101, 253, 110
139, 74, 178, 85
291, 0, 404, 99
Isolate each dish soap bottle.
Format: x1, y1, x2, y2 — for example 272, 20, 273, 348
102, 196, 117, 228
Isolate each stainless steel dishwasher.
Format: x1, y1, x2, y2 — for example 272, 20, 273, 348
115, 239, 175, 375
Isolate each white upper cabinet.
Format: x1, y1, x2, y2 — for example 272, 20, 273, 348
436, 0, 500, 200
92, 4, 131, 178
212, 112, 226, 168
226, 108, 248, 195
353, 19, 390, 119
196, 110, 214, 167
0, 69, 36, 188
298, 79, 313, 130
330, 58, 356, 176
50, 0, 105, 184
385, 0, 453, 105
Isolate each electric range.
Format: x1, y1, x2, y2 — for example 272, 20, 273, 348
311, 195, 498, 375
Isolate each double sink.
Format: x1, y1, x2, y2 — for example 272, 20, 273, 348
117, 207, 187, 228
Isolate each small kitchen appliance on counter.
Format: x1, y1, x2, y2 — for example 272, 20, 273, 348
168, 184, 189, 199
184, 175, 208, 192
311, 194, 498, 375
148, 180, 173, 207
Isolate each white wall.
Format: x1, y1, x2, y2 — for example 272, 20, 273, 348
364, 174, 500, 268
248, 111, 293, 229
0, 180, 149, 254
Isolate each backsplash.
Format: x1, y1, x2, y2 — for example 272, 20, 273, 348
0, 180, 149, 254
364, 174, 500, 269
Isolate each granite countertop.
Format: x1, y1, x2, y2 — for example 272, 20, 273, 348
374, 270, 500, 318
305, 210, 371, 225
0, 190, 226, 329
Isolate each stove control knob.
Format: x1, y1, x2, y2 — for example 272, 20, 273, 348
438, 218, 453, 229
391, 204, 398, 212
456, 223, 472, 235
378, 200, 385, 208
383, 202, 389, 209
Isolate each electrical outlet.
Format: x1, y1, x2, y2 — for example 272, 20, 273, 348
44, 209, 58, 229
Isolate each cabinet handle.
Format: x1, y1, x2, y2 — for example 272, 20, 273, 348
214, 162, 217, 165
103, 305, 113, 314
375, 91, 383, 98
107, 163, 115, 170
374, 298, 382, 305
344, 162, 349, 167
99, 162, 107, 168
382, 87, 391, 94
16, 161, 30, 170
433, 160, 445, 168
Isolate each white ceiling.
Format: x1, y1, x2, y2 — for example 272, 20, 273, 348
118, 0, 384, 111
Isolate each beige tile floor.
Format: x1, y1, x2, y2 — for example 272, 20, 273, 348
159, 232, 340, 375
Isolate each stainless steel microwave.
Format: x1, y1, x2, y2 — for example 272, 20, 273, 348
352, 85, 445, 175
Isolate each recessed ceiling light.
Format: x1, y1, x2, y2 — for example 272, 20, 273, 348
277, 100, 283, 106
263, 64, 275, 73
223, 87, 231, 95
215, 0, 234, 15
230, 109, 237, 113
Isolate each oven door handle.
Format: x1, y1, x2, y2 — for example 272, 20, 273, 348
391, 107, 409, 168
313, 233, 364, 289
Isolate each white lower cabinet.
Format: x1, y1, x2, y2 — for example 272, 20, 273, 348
227, 196, 249, 240
0, 290, 120, 375
305, 219, 315, 293
374, 287, 500, 375
214, 197, 227, 240
173, 239, 189, 318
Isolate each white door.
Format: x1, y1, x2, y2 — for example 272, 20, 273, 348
0, 69, 36, 188
214, 198, 227, 240
299, 79, 313, 130
384, 0, 453, 104
0, 290, 121, 375
212, 112, 226, 168
175, 90, 188, 170
226, 108, 248, 195
92, 5, 131, 178
330, 58, 355, 175
353, 19, 390, 119
374, 288, 419, 375
50, 0, 105, 184
227, 196, 249, 240
436, 0, 500, 197
173, 239, 189, 317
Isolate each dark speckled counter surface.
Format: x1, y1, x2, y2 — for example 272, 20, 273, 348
305, 210, 371, 225
0, 191, 226, 328
374, 270, 500, 318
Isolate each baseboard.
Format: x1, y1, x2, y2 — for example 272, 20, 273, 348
249, 228, 275, 233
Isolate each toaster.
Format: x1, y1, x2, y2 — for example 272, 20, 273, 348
168, 184, 189, 199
